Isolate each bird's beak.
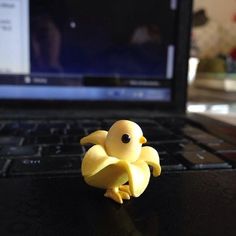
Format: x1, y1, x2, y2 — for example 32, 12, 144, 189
140, 136, 147, 144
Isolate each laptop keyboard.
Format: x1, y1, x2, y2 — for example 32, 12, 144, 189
0, 117, 235, 177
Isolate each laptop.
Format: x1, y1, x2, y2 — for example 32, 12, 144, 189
0, 0, 236, 235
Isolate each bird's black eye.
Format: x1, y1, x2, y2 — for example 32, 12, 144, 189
121, 134, 131, 144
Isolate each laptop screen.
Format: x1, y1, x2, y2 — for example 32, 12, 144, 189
0, 0, 178, 102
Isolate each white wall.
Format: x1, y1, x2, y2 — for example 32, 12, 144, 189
194, 0, 236, 24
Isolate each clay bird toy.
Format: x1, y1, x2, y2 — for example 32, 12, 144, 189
80, 120, 161, 204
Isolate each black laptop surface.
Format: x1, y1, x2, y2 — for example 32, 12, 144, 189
0, 0, 236, 235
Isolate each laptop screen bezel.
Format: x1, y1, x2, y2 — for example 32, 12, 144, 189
0, 0, 192, 114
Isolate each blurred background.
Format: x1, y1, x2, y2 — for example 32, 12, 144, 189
188, 0, 236, 123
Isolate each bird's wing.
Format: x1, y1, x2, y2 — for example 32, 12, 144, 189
138, 146, 161, 177
80, 130, 108, 146
118, 146, 161, 197
116, 160, 150, 197
81, 145, 118, 177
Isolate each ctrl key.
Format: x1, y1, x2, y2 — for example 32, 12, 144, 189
9, 157, 82, 176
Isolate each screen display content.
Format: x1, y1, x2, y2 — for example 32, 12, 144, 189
0, 0, 178, 101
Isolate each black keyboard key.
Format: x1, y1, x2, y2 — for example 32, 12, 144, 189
36, 123, 67, 135
220, 152, 236, 167
24, 136, 61, 145
0, 122, 36, 136
77, 120, 101, 128
30, 130, 52, 136
36, 123, 57, 129
207, 142, 236, 153
10, 157, 81, 176
163, 142, 203, 153
149, 143, 167, 154
184, 129, 223, 144
197, 137, 223, 145
62, 136, 83, 144
160, 154, 186, 171
0, 146, 40, 158
177, 151, 231, 170
0, 136, 22, 146
42, 145, 83, 157
86, 128, 100, 134
180, 126, 202, 135
154, 134, 185, 143
51, 128, 66, 135
156, 117, 188, 128
66, 127, 86, 136
143, 128, 183, 142
47, 122, 67, 129
31, 127, 52, 136
143, 127, 172, 136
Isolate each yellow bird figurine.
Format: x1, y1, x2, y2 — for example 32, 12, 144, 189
80, 120, 161, 204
